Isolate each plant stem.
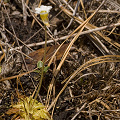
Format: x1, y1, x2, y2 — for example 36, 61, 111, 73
34, 25, 47, 102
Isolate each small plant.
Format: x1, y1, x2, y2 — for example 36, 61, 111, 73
10, 96, 52, 120
35, 61, 49, 74
6, 5, 52, 120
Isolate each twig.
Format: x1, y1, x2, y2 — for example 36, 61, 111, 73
66, 0, 80, 29
31, 0, 42, 28
60, 2, 120, 49
88, 33, 110, 55
106, 0, 120, 10
0, 41, 33, 60
26, 0, 29, 5
0, 24, 33, 51
0, 68, 38, 82
48, 54, 120, 111
83, 10, 120, 14
88, 104, 93, 120
80, 0, 87, 19
22, 0, 27, 25
2, 4, 37, 96
49, 0, 56, 5
0, 28, 9, 60
0, 22, 120, 55
71, 103, 87, 120
61, 0, 74, 12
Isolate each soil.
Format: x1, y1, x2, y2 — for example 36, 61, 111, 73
0, 0, 120, 120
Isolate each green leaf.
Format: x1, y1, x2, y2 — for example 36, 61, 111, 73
44, 66, 49, 73
37, 61, 43, 69
34, 70, 41, 73
11, 96, 53, 120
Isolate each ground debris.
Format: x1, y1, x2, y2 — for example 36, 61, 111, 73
0, 0, 120, 120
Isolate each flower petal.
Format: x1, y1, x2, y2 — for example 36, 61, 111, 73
35, 5, 52, 14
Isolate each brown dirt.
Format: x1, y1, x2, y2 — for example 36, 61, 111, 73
0, 0, 120, 120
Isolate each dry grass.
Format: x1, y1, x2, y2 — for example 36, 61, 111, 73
0, 0, 120, 119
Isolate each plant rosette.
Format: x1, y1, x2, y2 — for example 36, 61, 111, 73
12, 96, 52, 120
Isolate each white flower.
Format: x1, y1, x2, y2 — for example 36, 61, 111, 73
35, 5, 52, 27
35, 5, 52, 14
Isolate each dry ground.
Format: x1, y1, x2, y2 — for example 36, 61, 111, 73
0, 0, 120, 120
